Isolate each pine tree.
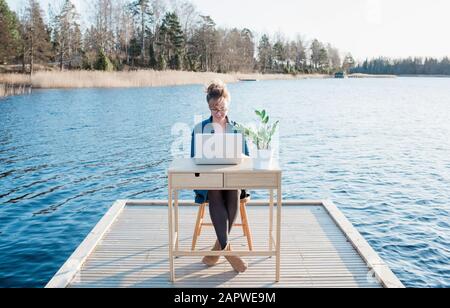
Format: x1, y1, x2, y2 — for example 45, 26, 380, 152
149, 43, 157, 68
293, 37, 306, 73
52, 0, 80, 70
22, 0, 52, 74
0, 0, 22, 65
189, 15, 217, 72
327, 43, 341, 72
240, 28, 255, 72
272, 41, 285, 72
158, 12, 184, 70
342, 53, 355, 73
157, 53, 166, 70
128, 37, 141, 68
94, 49, 114, 71
257, 34, 272, 73
318, 47, 329, 72
129, 0, 153, 65
310, 39, 322, 70
168, 13, 184, 70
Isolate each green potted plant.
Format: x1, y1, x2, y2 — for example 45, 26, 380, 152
235, 109, 279, 169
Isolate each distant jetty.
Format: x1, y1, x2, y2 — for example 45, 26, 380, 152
348, 73, 396, 78
0, 83, 32, 98
238, 78, 258, 82
334, 72, 396, 79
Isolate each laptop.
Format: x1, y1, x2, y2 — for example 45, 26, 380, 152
194, 133, 243, 165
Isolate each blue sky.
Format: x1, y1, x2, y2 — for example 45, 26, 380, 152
7, 0, 450, 60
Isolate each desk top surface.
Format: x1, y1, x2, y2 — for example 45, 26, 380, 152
168, 158, 281, 173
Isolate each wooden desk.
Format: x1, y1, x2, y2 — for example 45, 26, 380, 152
167, 158, 282, 282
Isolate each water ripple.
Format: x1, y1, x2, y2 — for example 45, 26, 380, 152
0, 79, 449, 287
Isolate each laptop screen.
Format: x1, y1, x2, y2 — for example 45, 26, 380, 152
195, 134, 243, 159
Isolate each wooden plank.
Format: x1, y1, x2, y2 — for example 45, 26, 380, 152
45, 200, 127, 288
46, 200, 403, 288
322, 200, 404, 288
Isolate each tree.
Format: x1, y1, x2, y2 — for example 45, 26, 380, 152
128, 37, 141, 67
2, 0, 388, 76
292, 36, 307, 72
351, 56, 450, 76
92, 0, 115, 56
149, 42, 157, 68
149, 0, 167, 66
0, 0, 22, 64
216, 28, 233, 73
129, 0, 153, 65
239, 28, 255, 72
21, 0, 52, 74
310, 39, 322, 70
327, 43, 341, 72
272, 41, 285, 61
440, 57, 450, 75
157, 52, 166, 70
169, 0, 198, 70
94, 49, 114, 71
216, 27, 255, 73
82, 25, 99, 69
257, 34, 272, 73
114, 0, 135, 66
52, 0, 81, 70
271, 32, 290, 73
189, 15, 217, 71
342, 53, 355, 73
309, 39, 333, 72
158, 12, 184, 70
318, 47, 329, 71
175, 1, 197, 42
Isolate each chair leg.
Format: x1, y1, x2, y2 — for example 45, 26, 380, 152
197, 203, 206, 236
191, 203, 205, 251
241, 202, 253, 251
239, 203, 247, 236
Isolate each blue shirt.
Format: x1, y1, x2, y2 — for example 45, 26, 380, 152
190, 116, 250, 204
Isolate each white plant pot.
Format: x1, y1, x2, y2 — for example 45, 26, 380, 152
254, 148, 273, 169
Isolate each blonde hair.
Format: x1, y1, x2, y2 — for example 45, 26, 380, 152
205, 79, 231, 106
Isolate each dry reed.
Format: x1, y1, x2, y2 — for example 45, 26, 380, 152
0, 70, 328, 90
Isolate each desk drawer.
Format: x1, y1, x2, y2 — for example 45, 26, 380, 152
225, 173, 278, 188
171, 173, 223, 188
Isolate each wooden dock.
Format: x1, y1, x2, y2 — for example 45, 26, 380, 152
46, 200, 404, 288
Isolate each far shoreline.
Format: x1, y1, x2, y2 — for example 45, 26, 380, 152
1, 70, 447, 95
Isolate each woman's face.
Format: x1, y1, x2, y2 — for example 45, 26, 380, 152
209, 97, 229, 123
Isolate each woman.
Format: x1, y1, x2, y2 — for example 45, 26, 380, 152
190, 79, 249, 273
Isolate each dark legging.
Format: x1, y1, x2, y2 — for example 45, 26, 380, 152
208, 190, 240, 250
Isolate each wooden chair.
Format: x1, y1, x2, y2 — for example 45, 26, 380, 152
191, 196, 253, 251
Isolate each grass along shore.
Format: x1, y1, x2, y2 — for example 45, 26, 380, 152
0, 70, 329, 90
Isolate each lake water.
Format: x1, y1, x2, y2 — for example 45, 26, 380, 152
0, 77, 449, 287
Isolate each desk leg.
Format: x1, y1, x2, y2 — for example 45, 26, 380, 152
269, 189, 274, 252
174, 190, 179, 253
276, 182, 282, 282
168, 179, 175, 282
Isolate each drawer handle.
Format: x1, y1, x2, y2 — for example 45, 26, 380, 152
195, 173, 200, 177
